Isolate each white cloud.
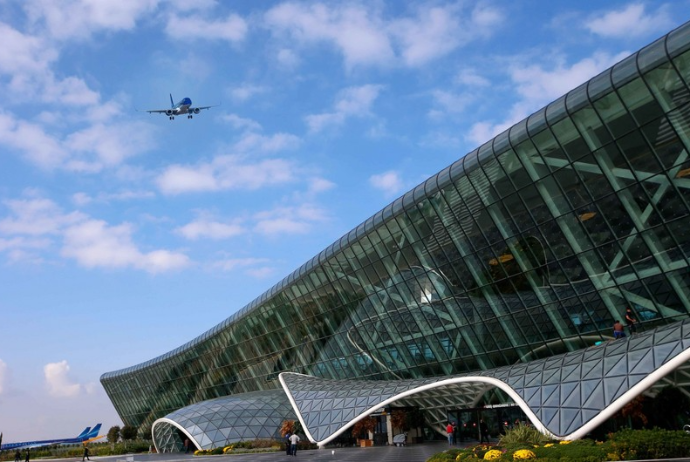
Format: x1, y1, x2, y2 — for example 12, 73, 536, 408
211, 257, 269, 271
72, 190, 155, 206
64, 122, 157, 172
370, 170, 404, 197
0, 112, 69, 169
61, 219, 190, 273
428, 90, 473, 121
265, 3, 395, 70
157, 155, 297, 194
455, 68, 490, 87
389, 3, 501, 67
466, 51, 628, 146
0, 109, 156, 172
167, 0, 216, 12
306, 84, 383, 133
308, 177, 336, 194
165, 12, 247, 42
276, 48, 300, 69
232, 132, 301, 153
230, 84, 268, 102
0, 198, 84, 236
42, 76, 100, 106
176, 218, 245, 240
586, 3, 673, 39
0, 197, 188, 273
220, 113, 262, 132
0, 22, 56, 75
253, 204, 328, 236
44, 360, 82, 397
0, 359, 7, 394
265, 2, 504, 69
24, 0, 160, 41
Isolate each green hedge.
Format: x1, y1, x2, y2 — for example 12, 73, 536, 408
426, 428, 690, 462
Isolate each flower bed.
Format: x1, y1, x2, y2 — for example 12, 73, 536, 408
426, 428, 690, 462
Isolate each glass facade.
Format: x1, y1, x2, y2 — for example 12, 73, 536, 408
102, 20, 690, 445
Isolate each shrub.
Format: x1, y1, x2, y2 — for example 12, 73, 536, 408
607, 428, 690, 460
426, 452, 458, 462
499, 425, 553, 447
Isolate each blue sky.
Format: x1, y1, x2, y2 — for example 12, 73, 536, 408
0, 0, 687, 442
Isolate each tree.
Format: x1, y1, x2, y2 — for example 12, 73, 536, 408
121, 425, 138, 441
351, 416, 377, 439
391, 410, 407, 431
107, 426, 121, 443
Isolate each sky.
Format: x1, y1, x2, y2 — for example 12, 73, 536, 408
0, 0, 688, 443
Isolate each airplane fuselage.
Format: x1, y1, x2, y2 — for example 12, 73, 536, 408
144, 94, 215, 120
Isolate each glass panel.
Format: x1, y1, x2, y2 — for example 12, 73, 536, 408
593, 91, 637, 139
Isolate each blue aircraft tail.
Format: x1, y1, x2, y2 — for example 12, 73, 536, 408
76, 427, 91, 439
170, 94, 174, 108
85, 424, 101, 440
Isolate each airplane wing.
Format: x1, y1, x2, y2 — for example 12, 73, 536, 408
144, 109, 171, 114
190, 104, 218, 111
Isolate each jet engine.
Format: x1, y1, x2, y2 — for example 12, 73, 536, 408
193, 108, 200, 114
165, 109, 173, 116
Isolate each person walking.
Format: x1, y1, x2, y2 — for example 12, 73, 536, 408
446, 422, 454, 446
82, 446, 90, 462
479, 419, 489, 444
289, 433, 300, 456
285, 433, 292, 455
625, 307, 637, 335
24, 448, 30, 462
14, 450, 20, 462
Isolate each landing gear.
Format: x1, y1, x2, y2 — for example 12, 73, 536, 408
187, 115, 193, 119
169, 116, 174, 120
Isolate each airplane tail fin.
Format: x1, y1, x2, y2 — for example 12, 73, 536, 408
76, 427, 91, 438
85, 424, 102, 439
170, 94, 174, 108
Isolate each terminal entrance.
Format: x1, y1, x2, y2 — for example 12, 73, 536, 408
448, 405, 527, 442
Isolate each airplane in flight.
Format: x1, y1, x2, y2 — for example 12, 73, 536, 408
0, 424, 103, 451
143, 94, 217, 120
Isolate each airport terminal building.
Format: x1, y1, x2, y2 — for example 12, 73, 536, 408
102, 21, 690, 451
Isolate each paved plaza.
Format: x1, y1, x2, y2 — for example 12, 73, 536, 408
75, 442, 449, 462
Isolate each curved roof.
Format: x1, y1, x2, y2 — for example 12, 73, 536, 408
280, 318, 690, 445
151, 389, 296, 451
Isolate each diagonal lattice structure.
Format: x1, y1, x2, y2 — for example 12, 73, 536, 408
280, 319, 690, 446
151, 389, 296, 452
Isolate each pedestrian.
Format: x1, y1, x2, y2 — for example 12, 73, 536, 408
289, 432, 300, 456
479, 419, 489, 444
183, 438, 190, 454
82, 446, 90, 462
285, 432, 292, 455
14, 450, 20, 462
613, 320, 626, 339
625, 307, 637, 335
446, 422, 454, 446
24, 448, 30, 462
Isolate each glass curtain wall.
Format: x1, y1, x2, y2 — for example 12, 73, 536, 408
102, 22, 690, 432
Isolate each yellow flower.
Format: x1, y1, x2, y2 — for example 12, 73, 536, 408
544, 443, 554, 448
484, 449, 503, 460
513, 449, 536, 460
559, 440, 572, 445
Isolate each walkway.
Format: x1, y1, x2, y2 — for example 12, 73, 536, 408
87, 442, 450, 462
